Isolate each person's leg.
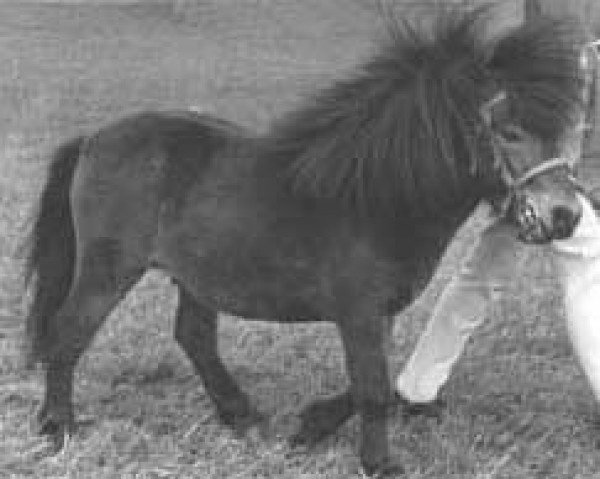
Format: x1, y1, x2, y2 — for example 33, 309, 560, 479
564, 280, 600, 401
553, 194, 600, 400
396, 212, 525, 404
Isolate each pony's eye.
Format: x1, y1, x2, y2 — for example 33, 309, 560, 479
499, 126, 525, 143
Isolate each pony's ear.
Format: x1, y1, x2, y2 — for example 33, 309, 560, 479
480, 90, 507, 128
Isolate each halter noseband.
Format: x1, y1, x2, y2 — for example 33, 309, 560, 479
508, 157, 574, 189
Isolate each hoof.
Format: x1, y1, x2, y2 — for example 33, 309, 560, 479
395, 392, 446, 420
288, 427, 316, 450
219, 408, 267, 437
37, 414, 74, 453
288, 414, 332, 450
288, 410, 333, 450
289, 394, 354, 449
360, 457, 405, 478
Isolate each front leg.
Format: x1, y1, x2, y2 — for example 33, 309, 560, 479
338, 315, 403, 478
37, 360, 76, 451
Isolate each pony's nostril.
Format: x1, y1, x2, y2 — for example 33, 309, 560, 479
552, 206, 579, 239
514, 196, 537, 228
520, 203, 537, 227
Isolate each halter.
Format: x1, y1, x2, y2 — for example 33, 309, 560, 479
488, 125, 575, 193
508, 157, 574, 189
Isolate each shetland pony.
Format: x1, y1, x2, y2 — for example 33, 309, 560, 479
25, 10, 594, 476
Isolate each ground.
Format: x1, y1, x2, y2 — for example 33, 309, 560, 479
1, 1, 600, 478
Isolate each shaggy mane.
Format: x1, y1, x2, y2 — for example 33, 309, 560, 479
259, 6, 591, 218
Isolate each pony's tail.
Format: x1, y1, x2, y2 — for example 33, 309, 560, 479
24, 136, 83, 366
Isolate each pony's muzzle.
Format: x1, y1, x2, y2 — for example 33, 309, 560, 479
513, 193, 581, 243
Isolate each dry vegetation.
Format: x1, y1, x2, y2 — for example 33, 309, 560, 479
1, 1, 600, 478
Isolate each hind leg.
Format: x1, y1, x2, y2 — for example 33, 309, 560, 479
290, 390, 354, 447
38, 239, 142, 449
174, 285, 264, 434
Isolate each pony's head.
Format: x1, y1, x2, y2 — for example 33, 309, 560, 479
485, 27, 598, 243
491, 123, 584, 243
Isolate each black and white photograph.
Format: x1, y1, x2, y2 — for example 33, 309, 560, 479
1, 0, 600, 477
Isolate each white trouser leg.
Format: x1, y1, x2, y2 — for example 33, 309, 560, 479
564, 281, 600, 400
396, 216, 523, 403
553, 194, 600, 400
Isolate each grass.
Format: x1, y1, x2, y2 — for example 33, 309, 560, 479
1, 1, 600, 478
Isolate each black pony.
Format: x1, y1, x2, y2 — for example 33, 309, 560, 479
25, 9, 593, 477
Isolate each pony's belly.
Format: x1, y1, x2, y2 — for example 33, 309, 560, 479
154, 222, 334, 322
158, 249, 330, 322
153, 212, 409, 322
